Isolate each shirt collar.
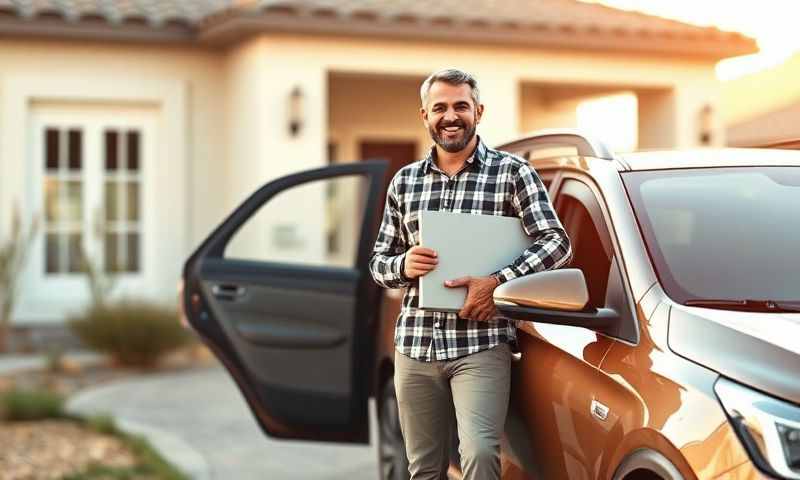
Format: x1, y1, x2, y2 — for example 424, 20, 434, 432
423, 135, 488, 174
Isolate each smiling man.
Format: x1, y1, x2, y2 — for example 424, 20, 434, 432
369, 68, 572, 480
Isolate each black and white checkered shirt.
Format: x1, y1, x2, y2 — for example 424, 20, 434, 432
369, 137, 572, 361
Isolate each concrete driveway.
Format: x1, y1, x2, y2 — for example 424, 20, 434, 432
66, 365, 380, 480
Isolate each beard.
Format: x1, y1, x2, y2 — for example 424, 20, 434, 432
428, 119, 477, 153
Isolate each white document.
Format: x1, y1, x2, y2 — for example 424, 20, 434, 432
418, 210, 533, 311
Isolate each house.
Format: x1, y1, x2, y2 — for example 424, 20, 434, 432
0, 0, 755, 333
723, 52, 800, 147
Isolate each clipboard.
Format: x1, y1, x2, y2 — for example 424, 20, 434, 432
418, 210, 532, 311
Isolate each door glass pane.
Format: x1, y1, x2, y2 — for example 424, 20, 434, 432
44, 180, 82, 222
105, 233, 119, 272
68, 233, 83, 272
46, 233, 60, 273
44, 178, 59, 222
127, 131, 140, 172
105, 130, 118, 171
68, 129, 82, 171
556, 193, 612, 308
225, 175, 368, 268
64, 181, 82, 221
127, 233, 139, 272
126, 182, 139, 221
105, 181, 118, 221
45, 129, 59, 170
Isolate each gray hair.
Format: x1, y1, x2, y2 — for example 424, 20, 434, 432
420, 68, 481, 109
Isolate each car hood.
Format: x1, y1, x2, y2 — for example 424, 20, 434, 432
669, 304, 800, 405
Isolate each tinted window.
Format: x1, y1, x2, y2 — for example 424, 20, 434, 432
225, 175, 368, 268
624, 167, 800, 304
556, 182, 612, 308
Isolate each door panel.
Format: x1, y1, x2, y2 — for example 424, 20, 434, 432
183, 161, 388, 443
509, 178, 621, 479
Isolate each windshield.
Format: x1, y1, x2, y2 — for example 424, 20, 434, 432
623, 166, 800, 306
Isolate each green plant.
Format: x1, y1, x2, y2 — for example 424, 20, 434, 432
0, 205, 38, 352
0, 387, 66, 421
63, 415, 189, 480
67, 301, 191, 368
85, 414, 118, 435
78, 243, 117, 307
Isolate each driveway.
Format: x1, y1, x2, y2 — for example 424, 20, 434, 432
66, 365, 380, 480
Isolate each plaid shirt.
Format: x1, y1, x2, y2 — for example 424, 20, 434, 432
369, 137, 572, 361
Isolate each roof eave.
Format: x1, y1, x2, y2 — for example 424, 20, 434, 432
0, 14, 195, 45
197, 12, 758, 60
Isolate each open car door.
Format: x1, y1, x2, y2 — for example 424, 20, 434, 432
182, 160, 388, 443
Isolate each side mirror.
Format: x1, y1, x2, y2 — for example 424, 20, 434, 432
493, 269, 589, 311
493, 269, 619, 330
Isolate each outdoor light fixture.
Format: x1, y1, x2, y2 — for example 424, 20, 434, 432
288, 86, 304, 138
699, 104, 714, 146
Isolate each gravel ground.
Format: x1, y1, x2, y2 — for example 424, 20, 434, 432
0, 419, 136, 480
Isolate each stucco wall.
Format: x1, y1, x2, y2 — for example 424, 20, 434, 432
0, 32, 726, 323
0, 38, 225, 322
328, 73, 430, 163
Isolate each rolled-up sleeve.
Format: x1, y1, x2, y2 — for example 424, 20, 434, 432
369, 177, 411, 289
492, 164, 572, 283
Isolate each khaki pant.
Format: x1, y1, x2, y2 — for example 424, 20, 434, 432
394, 343, 511, 480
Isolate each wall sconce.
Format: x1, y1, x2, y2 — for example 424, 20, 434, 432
288, 86, 304, 138
699, 104, 714, 146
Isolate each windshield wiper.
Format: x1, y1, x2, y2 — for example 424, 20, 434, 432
684, 299, 800, 313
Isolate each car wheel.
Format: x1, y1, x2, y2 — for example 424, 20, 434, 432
378, 379, 410, 480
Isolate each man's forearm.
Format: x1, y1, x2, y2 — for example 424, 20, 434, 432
492, 228, 572, 284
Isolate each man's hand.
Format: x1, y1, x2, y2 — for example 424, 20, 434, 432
445, 275, 500, 322
404, 246, 438, 279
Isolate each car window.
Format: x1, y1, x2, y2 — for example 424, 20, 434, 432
623, 166, 800, 304
555, 180, 613, 309
225, 174, 368, 268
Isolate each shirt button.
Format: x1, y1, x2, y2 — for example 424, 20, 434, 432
434, 321, 440, 328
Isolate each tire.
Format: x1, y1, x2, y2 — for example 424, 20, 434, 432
378, 379, 410, 480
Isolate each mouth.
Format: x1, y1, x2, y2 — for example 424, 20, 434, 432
439, 125, 464, 137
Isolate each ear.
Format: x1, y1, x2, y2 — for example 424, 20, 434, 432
420, 106, 429, 126
475, 103, 485, 124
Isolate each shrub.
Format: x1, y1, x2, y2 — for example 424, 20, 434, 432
0, 388, 65, 421
68, 301, 191, 368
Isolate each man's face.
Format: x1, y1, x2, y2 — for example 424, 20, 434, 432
421, 81, 484, 154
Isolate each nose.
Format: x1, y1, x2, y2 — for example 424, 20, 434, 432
443, 107, 458, 122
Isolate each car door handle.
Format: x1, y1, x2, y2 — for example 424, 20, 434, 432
212, 284, 247, 301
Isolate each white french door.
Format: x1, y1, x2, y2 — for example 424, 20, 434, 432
22, 107, 156, 321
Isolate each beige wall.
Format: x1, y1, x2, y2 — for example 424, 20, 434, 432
520, 84, 581, 133
722, 53, 800, 126
223, 37, 329, 266
328, 73, 430, 163
0, 38, 226, 249
0, 38, 225, 322
0, 32, 727, 323
157, 32, 727, 281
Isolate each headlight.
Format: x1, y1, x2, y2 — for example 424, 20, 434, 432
715, 377, 800, 479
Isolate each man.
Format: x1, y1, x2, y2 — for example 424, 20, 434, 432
369, 68, 572, 480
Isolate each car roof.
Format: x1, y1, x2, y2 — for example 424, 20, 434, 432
618, 148, 800, 171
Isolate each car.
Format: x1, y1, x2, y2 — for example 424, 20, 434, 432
182, 130, 800, 480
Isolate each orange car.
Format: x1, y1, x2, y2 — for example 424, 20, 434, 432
183, 131, 800, 480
